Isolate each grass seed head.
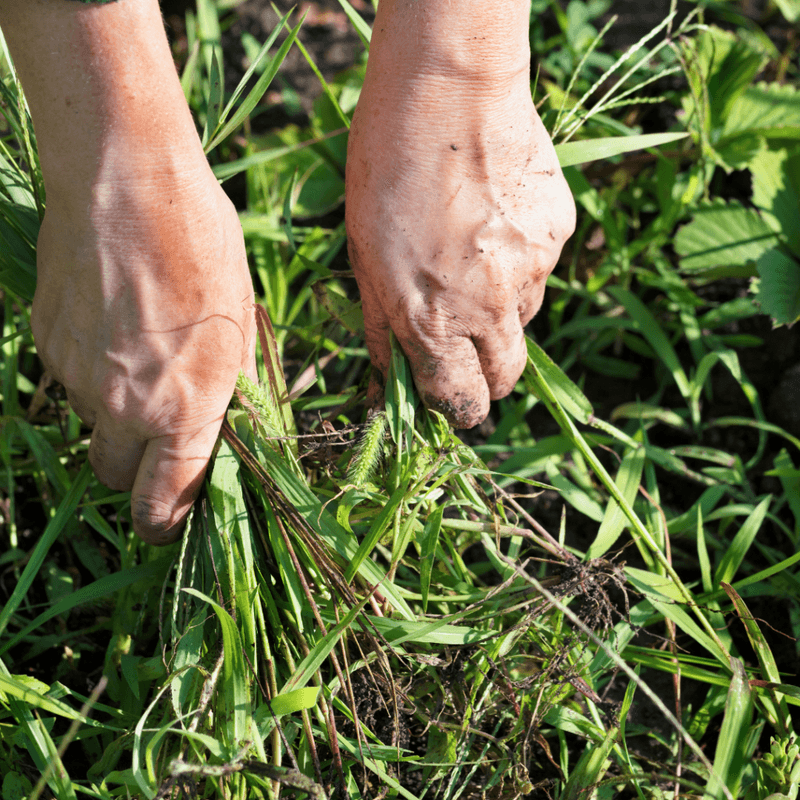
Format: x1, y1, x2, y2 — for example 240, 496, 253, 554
347, 410, 388, 487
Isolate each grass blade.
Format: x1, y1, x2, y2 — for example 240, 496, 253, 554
704, 657, 753, 800
420, 505, 444, 613
714, 496, 770, 586
722, 582, 791, 734
205, 15, 304, 152
183, 587, 251, 747
555, 132, 688, 167
336, 0, 372, 49
0, 461, 92, 638
608, 286, 692, 406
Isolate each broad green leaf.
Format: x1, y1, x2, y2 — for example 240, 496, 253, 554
555, 132, 688, 168
750, 148, 800, 256
675, 200, 780, 272
755, 249, 800, 325
722, 81, 800, 141
715, 132, 767, 172
682, 27, 764, 137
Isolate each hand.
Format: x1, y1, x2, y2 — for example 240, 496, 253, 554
0, 0, 256, 544
345, 0, 575, 428
34, 161, 256, 545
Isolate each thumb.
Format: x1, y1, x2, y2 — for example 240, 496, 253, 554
130, 422, 221, 545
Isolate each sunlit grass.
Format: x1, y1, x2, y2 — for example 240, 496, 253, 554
1, 1, 799, 798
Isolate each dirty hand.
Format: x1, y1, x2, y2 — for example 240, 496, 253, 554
0, 0, 256, 544
345, 0, 575, 428
35, 162, 256, 545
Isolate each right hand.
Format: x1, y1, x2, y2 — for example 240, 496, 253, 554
34, 158, 256, 545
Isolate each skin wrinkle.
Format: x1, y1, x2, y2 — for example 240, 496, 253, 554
0, 0, 260, 543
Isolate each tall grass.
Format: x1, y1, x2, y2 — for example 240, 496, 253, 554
1, 1, 799, 798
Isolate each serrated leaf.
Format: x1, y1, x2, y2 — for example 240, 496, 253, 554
750, 148, 800, 256
723, 82, 800, 141
683, 27, 764, 139
675, 200, 780, 272
706, 30, 765, 136
755, 248, 800, 325
715, 132, 766, 171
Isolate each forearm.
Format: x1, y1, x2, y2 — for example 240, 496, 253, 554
368, 0, 531, 90
0, 0, 206, 208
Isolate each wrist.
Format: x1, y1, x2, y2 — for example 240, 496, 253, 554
1, 0, 205, 203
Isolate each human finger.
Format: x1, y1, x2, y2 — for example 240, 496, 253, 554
130, 422, 221, 545
393, 318, 490, 429
472, 315, 528, 401
87, 418, 147, 491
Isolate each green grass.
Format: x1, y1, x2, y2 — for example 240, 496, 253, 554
1, 0, 800, 798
